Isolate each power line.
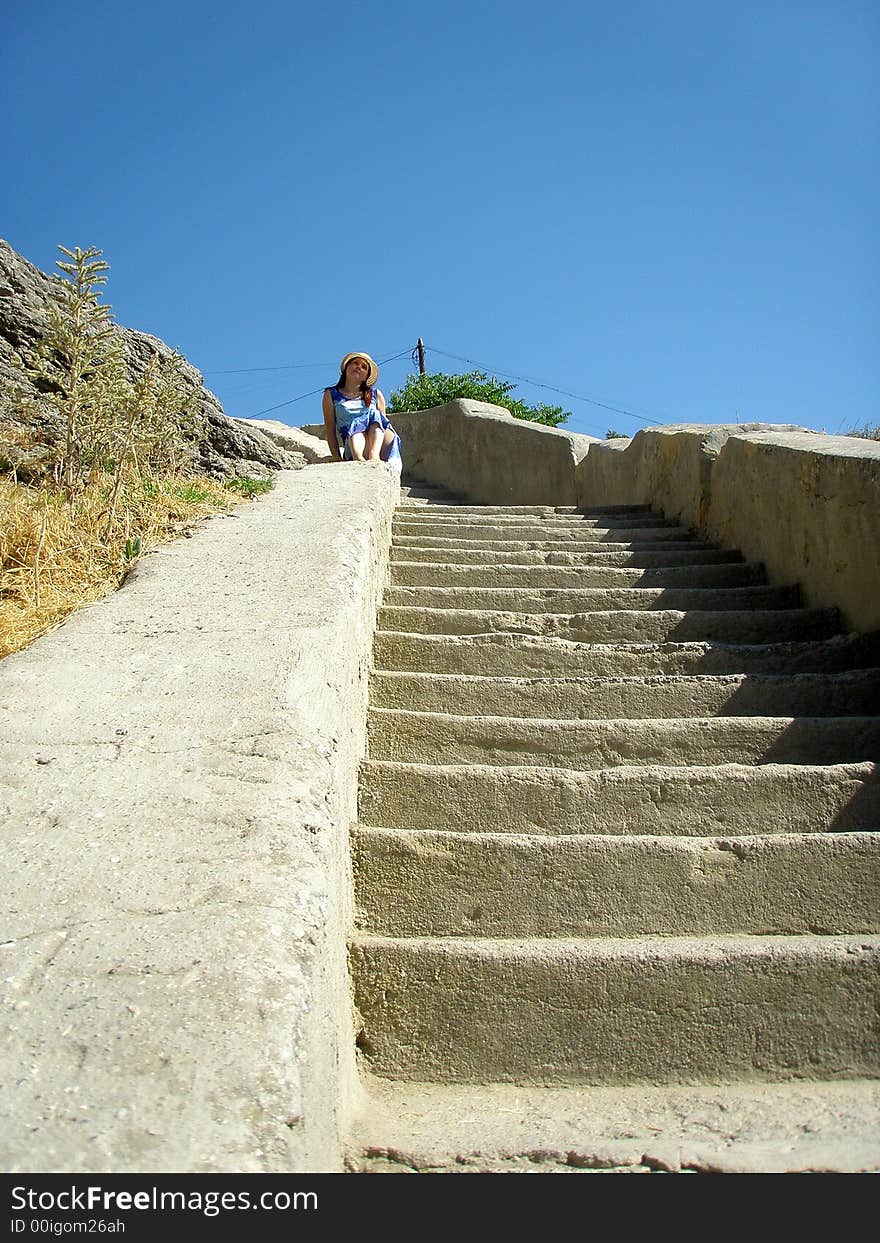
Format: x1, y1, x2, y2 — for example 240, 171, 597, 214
425, 345, 664, 426
223, 340, 667, 429
239, 347, 413, 421
203, 362, 332, 375
203, 344, 411, 376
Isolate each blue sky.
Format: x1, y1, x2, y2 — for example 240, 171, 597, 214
3, 0, 877, 439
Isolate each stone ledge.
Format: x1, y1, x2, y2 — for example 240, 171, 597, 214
0, 463, 399, 1172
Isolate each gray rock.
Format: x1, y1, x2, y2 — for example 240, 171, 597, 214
0, 238, 303, 478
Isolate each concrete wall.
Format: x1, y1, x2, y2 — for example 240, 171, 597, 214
390, 400, 596, 505
0, 463, 399, 1172
577, 425, 880, 634
385, 403, 880, 634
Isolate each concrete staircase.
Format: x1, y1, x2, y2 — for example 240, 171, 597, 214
346, 484, 880, 1172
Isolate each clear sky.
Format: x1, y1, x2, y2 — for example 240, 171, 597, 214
3, 0, 877, 439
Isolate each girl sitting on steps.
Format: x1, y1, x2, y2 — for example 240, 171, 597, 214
322, 351, 402, 467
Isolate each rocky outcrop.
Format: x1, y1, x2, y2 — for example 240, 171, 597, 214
0, 239, 303, 478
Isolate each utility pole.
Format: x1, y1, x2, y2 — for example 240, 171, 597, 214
416, 338, 426, 374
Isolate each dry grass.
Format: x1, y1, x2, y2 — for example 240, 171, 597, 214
0, 469, 252, 658
844, 422, 880, 441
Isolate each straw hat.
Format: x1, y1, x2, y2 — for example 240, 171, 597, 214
340, 352, 379, 386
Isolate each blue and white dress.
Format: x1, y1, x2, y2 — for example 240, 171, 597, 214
328, 387, 402, 464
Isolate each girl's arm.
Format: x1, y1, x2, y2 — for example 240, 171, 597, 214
322, 389, 342, 461
377, 389, 387, 415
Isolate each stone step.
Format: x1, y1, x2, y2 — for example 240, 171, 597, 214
395, 512, 674, 530
390, 545, 743, 567
367, 709, 880, 769
373, 631, 880, 677
353, 828, 880, 938
383, 584, 800, 613
389, 560, 766, 590
358, 759, 879, 835
369, 668, 880, 719
377, 606, 840, 644
395, 501, 663, 515
345, 1077, 880, 1173
354, 488, 880, 1117
397, 503, 658, 518
349, 934, 880, 1084
392, 534, 722, 553
392, 520, 696, 542
399, 488, 465, 505
397, 502, 656, 516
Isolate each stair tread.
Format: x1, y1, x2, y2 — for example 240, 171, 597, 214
369, 706, 880, 725
371, 668, 880, 688
354, 827, 880, 938
373, 630, 880, 675
346, 1076, 880, 1173
356, 824, 880, 843
354, 931, 880, 954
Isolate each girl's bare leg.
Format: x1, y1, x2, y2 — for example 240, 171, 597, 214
365, 425, 383, 461
348, 431, 366, 460
379, 428, 397, 461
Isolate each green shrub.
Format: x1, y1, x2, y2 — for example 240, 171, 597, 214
15, 245, 203, 517
389, 371, 570, 427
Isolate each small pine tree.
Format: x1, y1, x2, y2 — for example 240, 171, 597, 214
16, 245, 201, 506
25, 246, 127, 495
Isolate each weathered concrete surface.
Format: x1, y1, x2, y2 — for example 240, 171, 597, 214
359, 760, 880, 835
379, 405, 880, 634
351, 488, 880, 1167
576, 425, 880, 633
373, 631, 880, 677
390, 558, 767, 588
384, 583, 801, 612
368, 708, 880, 769
350, 934, 880, 1084
389, 400, 595, 505
347, 1076, 880, 1172
391, 544, 742, 566
370, 668, 880, 719
354, 828, 880, 937
392, 517, 696, 542
378, 604, 840, 643
0, 462, 399, 1172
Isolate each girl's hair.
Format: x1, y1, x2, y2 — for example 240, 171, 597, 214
335, 361, 373, 407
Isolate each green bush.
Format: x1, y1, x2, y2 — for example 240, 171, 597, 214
14, 245, 202, 514
389, 371, 570, 427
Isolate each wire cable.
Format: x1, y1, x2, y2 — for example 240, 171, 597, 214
203, 344, 410, 376
224, 341, 666, 430
239, 347, 413, 421
425, 345, 664, 426
203, 362, 333, 375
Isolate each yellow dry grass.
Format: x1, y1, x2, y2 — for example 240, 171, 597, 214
0, 470, 242, 658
